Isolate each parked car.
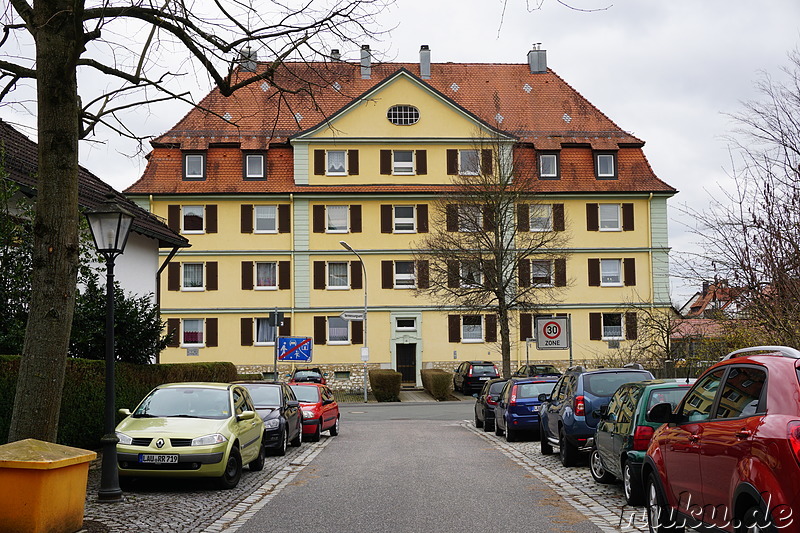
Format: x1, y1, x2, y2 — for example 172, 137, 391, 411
453, 361, 500, 395
115, 382, 264, 489
494, 377, 558, 442
539, 364, 654, 467
474, 378, 510, 432
643, 346, 800, 532
512, 364, 561, 378
289, 383, 340, 442
237, 381, 303, 456
288, 367, 327, 385
589, 379, 692, 505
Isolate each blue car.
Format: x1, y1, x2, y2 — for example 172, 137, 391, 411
493, 377, 558, 442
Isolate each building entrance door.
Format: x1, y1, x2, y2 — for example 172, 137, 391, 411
396, 343, 417, 384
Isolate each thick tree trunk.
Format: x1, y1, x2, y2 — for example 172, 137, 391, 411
499, 303, 512, 378
8, 0, 82, 443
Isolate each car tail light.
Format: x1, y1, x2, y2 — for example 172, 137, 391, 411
493, 365, 499, 375
510, 385, 518, 405
632, 425, 655, 451
573, 395, 585, 416
468, 368, 473, 377
487, 395, 498, 406
788, 422, 800, 465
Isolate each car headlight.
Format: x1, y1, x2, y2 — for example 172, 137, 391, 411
116, 432, 132, 445
302, 410, 315, 419
264, 419, 280, 429
191, 433, 228, 446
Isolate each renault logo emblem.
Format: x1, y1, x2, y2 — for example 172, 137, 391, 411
156, 438, 165, 449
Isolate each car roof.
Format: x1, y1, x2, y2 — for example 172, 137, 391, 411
467, 360, 495, 364
234, 381, 283, 386
619, 379, 694, 390
288, 382, 324, 388
510, 377, 559, 384
157, 382, 232, 391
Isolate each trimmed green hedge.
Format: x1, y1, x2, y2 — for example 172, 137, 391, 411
368, 369, 401, 402
0, 355, 237, 449
421, 369, 453, 401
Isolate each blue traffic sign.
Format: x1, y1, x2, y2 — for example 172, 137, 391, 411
277, 337, 313, 361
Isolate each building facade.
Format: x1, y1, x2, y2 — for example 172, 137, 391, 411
125, 46, 676, 388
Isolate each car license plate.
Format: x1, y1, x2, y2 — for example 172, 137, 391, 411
139, 454, 178, 464
479, 377, 490, 380
531, 405, 540, 412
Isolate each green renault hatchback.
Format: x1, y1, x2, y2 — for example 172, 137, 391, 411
115, 382, 265, 489
589, 379, 692, 505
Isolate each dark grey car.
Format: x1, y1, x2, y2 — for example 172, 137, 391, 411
237, 382, 303, 456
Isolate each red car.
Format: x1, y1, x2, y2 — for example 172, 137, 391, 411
643, 346, 800, 533
288, 383, 340, 442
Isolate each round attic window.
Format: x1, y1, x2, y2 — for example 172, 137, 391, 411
387, 105, 420, 126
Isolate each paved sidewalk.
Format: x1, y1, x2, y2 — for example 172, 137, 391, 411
398, 389, 437, 402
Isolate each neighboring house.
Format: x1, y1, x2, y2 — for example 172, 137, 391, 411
678, 281, 742, 318
125, 45, 676, 387
0, 118, 189, 303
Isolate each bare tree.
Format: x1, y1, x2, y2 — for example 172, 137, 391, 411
414, 127, 570, 377
1, 0, 387, 443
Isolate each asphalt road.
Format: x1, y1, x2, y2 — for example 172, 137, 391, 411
236, 400, 602, 533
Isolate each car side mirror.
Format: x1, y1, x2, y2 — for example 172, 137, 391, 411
538, 393, 550, 402
238, 410, 257, 422
647, 402, 676, 424
287, 400, 299, 408
118, 408, 131, 416
322, 399, 333, 405
453, 367, 459, 372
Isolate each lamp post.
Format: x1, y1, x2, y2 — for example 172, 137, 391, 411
339, 241, 368, 403
85, 193, 134, 502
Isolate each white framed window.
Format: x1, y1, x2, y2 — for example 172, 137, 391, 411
387, 105, 420, 126
184, 153, 205, 179
255, 262, 278, 290
182, 263, 204, 291
530, 204, 553, 232
531, 260, 553, 287
539, 154, 558, 178
182, 205, 205, 233
394, 261, 416, 288
596, 153, 616, 178
182, 319, 204, 347
326, 205, 348, 233
393, 150, 414, 175
254, 318, 277, 345
599, 204, 621, 231
462, 315, 483, 342
396, 318, 417, 331
327, 262, 349, 289
254, 205, 277, 233
459, 150, 480, 175
602, 313, 623, 340
600, 259, 622, 286
393, 205, 416, 232
460, 261, 482, 288
327, 317, 350, 344
326, 150, 347, 175
245, 154, 265, 178
458, 205, 483, 232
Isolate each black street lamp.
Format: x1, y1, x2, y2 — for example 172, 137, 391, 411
85, 193, 134, 503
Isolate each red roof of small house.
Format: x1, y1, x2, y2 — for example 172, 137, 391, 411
671, 319, 725, 340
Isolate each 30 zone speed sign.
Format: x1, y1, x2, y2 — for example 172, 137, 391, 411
534, 316, 570, 350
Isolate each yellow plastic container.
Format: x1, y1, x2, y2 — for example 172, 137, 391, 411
0, 439, 97, 533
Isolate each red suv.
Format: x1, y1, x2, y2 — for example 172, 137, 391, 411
643, 346, 800, 532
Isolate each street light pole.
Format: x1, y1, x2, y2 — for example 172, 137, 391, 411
339, 241, 368, 403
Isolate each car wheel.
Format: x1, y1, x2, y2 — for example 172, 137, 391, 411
558, 427, 579, 467
474, 411, 483, 428
505, 425, 517, 443
290, 423, 302, 447
645, 472, 685, 533
540, 424, 554, 455
273, 428, 288, 456
216, 447, 242, 490
494, 418, 504, 436
740, 506, 777, 533
589, 448, 614, 483
329, 416, 340, 436
623, 462, 644, 506
484, 418, 495, 433
249, 439, 266, 471
309, 420, 322, 442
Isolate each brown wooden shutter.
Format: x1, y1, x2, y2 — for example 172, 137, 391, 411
314, 316, 327, 344
351, 320, 364, 344
205, 205, 217, 233
350, 205, 362, 233
312, 205, 325, 233
416, 260, 429, 289
241, 318, 253, 346
417, 204, 428, 233
554, 258, 567, 287
446, 204, 458, 232
279, 317, 291, 337
380, 150, 391, 175
482, 205, 496, 231
351, 261, 363, 289
205, 318, 218, 347
348, 150, 359, 175
382, 261, 394, 289
589, 313, 602, 340
517, 204, 530, 232
624, 258, 636, 286
415, 150, 427, 175
553, 204, 565, 232
278, 204, 290, 233
314, 150, 325, 175
278, 261, 290, 289
588, 258, 601, 286
448, 315, 461, 343
481, 149, 493, 175
520, 313, 532, 341
168, 205, 180, 232
622, 203, 634, 231
241, 205, 253, 233
518, 259, 530, 288
167, 318, 180, 347
626, 312, 638, 340
313, 261, 326, 290
586, 203, 599, 231
241, 261, 253, 290
485, 314, 497, 342
446, 149, 458, 175
168, 262, 180, 291
447, 260, 460, 288
380, 205, 392, 233
206, 262, 218, 291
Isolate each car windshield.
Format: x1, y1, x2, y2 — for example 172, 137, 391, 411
646, 387, 691, 411
488, 381, 508, 394
583, 371, 652, 397
293, 370, 321, 380
471, 365, 497, 374
245, 385, 282, 407
133, 387, 230, 419
531, 365, 559, 375
290, 385, 321, 403
517, 382, 556, 398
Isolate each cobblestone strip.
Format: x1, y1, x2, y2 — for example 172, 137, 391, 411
464, 421, 650, 532
203, 438, 332, 532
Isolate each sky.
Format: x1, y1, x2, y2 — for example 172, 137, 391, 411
3, 0, 800, 305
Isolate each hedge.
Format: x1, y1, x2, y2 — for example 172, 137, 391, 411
368, 369, 401, 402
0, 355, 238, 449
421, 369, 453, 401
